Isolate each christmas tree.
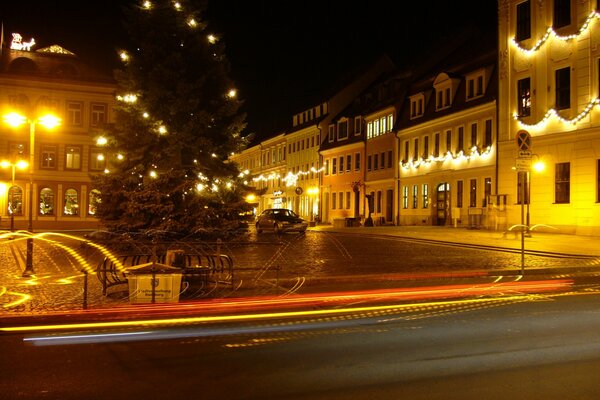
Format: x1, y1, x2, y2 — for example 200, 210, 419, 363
94, 0, 251, 236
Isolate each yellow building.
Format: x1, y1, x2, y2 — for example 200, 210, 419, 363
498, 0, 600, 235
0, 33, 116, 231
285, 105, 324, 221
397, 48, 497, 227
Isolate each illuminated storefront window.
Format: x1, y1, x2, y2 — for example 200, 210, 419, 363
64, 188, 79, 215
39, 187, 54, 215
8, 186, 23, 215
89, 189, 101, 215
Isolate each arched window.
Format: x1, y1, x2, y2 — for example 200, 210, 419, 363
39, 187, 54, 215
8, 186, 23, 216
88, 189, 100, 215
64, 188, 79, 216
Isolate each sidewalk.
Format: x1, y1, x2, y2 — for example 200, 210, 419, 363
309, 224, 600, 258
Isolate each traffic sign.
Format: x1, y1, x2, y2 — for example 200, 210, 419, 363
516, 130, 531, 151
515, 157, 531, 171
518, 150, 532, 158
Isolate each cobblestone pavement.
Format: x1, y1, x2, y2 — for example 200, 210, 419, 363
1, 226, 599, 316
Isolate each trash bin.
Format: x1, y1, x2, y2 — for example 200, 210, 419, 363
127, 262, 183, 304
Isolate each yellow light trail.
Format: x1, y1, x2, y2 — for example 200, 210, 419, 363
0, 295, 539, 333
2, 292, 32, 309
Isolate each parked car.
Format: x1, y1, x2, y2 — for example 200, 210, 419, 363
255, 208, 308, 234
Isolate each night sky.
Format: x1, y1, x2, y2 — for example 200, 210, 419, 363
0, 0, 497, 139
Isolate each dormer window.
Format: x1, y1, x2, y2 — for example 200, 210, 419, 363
409, 93, 425, 119
354, 116, 362, 135
328, 125, 334, 142
466, 69, 485, 101
433, 72, 459, 111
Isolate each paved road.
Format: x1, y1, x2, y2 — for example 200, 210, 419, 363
2, 286, 600, 399
1, 228, 599, 314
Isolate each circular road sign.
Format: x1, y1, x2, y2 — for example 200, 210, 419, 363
516, 130, 531, 151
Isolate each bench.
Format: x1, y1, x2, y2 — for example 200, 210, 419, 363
96, 253, 234, 296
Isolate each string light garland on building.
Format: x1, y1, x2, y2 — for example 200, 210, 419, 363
253, 166, 325, 187
514, 98, 600, 130
512, 11, 600, 55
401, 146, 492, 170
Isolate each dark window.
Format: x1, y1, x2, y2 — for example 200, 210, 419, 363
434, 133, 440, 157
346, 155, 351, 172
367, 155, 372, 171
404, 141, 409, 163
469, 179, 477, 207
332, 158, 337, 174
555, 67, 571, 110
423, 136, 429, 158
458, 127, 464, 152
468, 79, 474, 99
380, 152, 385, 169
374, 153, 379, 170
457, 181, 463, 208
516, 0, 531, 41
339, 156, 344, 174
446, 130, 452, 153
484, 119, 493, 148
484, 177, 492, 207
355, 153, 360, 171
471, 123, 478, 148
555, 162, 570, 203
476, 75, 484, 95
413, 139, 419, 161
518, 77, 531, 116
553, 0, 571, 29
387, 150, 392, 168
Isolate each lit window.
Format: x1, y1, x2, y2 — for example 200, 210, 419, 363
65, 146, 82, 169
89, 189, 101, 215
39, 187, 54, 215
8, 186, 23, 215
64, 188, 79, 216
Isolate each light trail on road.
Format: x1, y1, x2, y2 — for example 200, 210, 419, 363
1, 279, 572, 335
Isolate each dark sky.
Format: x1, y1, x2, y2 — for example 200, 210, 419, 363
0, 0, 497, 137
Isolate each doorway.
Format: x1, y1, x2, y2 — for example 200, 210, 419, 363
386, 189, 393, 222
436, 182, 450, 226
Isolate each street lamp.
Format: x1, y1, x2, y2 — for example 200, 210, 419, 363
3, 112, 61, 276
1, 159, 29, 231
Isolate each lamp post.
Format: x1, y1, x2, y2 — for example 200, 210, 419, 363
1, 159, 28, 231
3, 112, 61, 277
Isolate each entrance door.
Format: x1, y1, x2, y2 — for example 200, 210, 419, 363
385, 189, 393, 222
436, 183, 450, 226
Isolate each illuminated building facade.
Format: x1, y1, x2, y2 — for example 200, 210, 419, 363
498, 0, 600, 234
397, 47, 497, 227
0, 33, 116, 230
285, 106, 324, 222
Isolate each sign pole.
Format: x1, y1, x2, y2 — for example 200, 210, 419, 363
520, 171, 525, 274
515, 130, 531, 275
